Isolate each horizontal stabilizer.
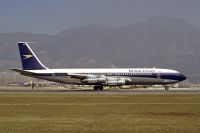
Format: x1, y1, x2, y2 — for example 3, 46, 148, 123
9, 68, 33, 75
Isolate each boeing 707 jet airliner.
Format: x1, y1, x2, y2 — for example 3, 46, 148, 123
10, 42, 187, 90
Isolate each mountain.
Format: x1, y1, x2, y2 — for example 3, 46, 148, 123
1, 17, 200, 75
0, 32, 52, 70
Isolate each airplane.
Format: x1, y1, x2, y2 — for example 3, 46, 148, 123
10, 42, 187, 91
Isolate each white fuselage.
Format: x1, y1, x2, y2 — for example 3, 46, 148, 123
24, 68, 184, 86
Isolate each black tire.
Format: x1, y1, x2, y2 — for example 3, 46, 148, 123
99, 86, 103, 91
165, 86, 169, 90
93, 86, 98, 91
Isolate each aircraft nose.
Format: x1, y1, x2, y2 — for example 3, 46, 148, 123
180, 74, 187, 81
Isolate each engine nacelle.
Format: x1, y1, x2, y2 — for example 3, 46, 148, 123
106, 79, 126, 85
81, 78, 107, 84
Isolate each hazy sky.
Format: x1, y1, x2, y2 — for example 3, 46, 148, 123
0, 0, 200, 34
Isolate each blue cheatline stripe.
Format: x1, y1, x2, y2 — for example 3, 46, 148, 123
27, 72, 185, 81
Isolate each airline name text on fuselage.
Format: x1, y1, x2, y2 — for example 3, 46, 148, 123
129, 69, 155, 73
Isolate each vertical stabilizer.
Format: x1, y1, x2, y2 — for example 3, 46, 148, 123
18, 42, 48, 70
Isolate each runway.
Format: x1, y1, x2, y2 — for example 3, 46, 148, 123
0, 87, 200, 94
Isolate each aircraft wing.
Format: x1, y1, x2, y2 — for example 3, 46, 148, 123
67, 73, 103, 79
10, 68, 103, 79
67, 73, 131, 82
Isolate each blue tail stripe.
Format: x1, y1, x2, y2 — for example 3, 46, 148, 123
18, 42, 47, 70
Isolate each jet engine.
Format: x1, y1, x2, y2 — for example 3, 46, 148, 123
106, 79, 126, 85
81, 78, 107, 84
81, 76, 131, 85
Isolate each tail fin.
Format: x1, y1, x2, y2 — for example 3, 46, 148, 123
18, 42, 48, 70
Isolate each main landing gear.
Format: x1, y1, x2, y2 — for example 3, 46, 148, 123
93, 85, 104, 91
165, 86, 169, 90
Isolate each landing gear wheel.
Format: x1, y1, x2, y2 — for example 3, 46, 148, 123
93, 86, 98, 91
93, 85, 104, 91
99, 86, 103, 91
165, 86, 169, 90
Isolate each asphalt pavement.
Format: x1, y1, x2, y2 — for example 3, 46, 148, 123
0, 87, 199, 94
